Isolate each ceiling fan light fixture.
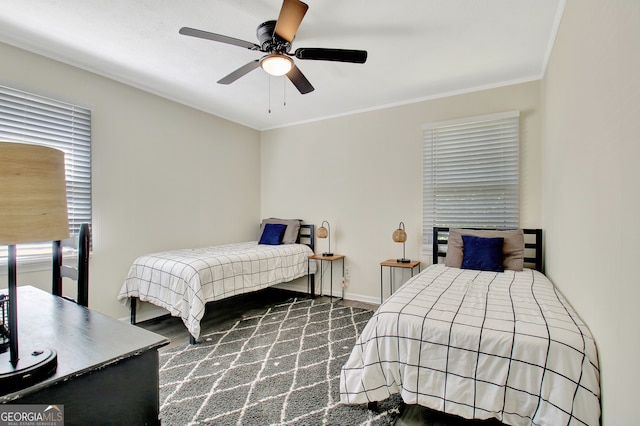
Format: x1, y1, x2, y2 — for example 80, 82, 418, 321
260, 54, 293, 76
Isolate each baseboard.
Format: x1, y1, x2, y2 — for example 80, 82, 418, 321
340, 291, 380, 306
272, 281, 381, 306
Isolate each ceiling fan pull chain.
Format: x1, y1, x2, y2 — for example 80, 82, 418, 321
283, 77, 287, 107
268, 76, 272, 114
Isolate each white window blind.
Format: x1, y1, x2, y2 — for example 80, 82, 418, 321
422, 111, 519, 248
0, 85, 92, 265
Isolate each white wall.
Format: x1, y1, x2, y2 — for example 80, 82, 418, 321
261, 81, 543, 303
542, 1, 640, 424
0, 41, 261, 320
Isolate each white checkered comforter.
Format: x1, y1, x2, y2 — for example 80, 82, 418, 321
340, 264, 600, 426
118, 241, 316, 338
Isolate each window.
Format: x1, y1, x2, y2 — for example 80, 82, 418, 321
422, 111, 519, 249
0, 85, 91, 267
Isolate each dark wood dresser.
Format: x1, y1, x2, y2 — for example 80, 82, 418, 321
1, 286, 169, 425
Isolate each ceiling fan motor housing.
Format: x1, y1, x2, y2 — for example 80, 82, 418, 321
257, 20, 290, 53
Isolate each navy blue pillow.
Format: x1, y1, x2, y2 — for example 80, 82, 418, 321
461, 235, 505, 272
258, 223, 287, 245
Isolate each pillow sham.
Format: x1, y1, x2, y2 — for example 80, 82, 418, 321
445, 228, 525, 271
461, 235, 504, 272
258, 223, 287, 245
259, 218, 302, 244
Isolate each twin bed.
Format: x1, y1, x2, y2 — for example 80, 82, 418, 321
117, 220, 316, 343
340, 227, 601, 426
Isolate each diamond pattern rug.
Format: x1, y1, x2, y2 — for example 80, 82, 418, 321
158, 297, 402, 425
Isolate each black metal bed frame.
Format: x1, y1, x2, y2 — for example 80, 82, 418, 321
129, 223, 316, 344
298, 223, 315, 252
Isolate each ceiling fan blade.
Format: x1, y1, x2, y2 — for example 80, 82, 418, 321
217, 60, 261, 84
274, 0, 309, 42
286, 65, 314, 94
179, 27, 260, 50
294, 48, 367, 64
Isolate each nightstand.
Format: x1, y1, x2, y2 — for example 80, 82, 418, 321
379, 259, 421, 303
308, 254, 345, 301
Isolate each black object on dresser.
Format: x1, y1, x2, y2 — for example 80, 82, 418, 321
0, 286, 169, 426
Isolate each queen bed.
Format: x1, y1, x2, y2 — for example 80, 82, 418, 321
118, 220, 317, 343
340, 227, 600, 425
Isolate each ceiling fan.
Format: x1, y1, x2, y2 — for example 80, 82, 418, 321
179, 0, 368, 94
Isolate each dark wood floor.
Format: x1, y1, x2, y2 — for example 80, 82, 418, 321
136, 288, 502, 425
136, 287, 346, 349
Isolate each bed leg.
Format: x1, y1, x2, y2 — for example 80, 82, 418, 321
130, 297, 137, 325
189, 334, 196, 345
367, 401, 378, 411
309, 273, 316, 299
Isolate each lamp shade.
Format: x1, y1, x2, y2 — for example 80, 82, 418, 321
392, 227, 407, 243
0, 142, 70, 244
317, 226, 328, 239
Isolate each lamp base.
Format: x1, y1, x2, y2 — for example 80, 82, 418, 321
0, 348, 57, 394
322, 252, 334, 257
396, 258, 411, 263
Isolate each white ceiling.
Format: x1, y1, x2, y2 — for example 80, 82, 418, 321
0, 0, 563, 131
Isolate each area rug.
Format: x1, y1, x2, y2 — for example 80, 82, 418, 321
158, 298, 403, 425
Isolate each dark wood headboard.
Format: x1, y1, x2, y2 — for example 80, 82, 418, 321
299, 224, 315, 252
432, 227, 543, 273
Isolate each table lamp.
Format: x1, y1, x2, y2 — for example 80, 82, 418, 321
0, 142, 69, 393
316, 221, 333, 256
392, 221, 410, 263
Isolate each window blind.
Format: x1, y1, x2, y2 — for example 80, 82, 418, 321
422, 111, 519, 249
0, 85, 92, 264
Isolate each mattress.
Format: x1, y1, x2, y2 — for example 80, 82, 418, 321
340, 264, 600, 426
118, 241, 316, 338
